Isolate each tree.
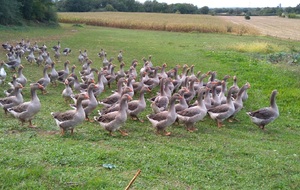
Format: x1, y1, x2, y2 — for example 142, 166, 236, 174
0, 0, 21, 25
199, 6, 209, 14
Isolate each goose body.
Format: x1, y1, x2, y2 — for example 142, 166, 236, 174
36, 65, 51, 94
48, 62, 59, 86
0, 61, 7, 85
16, 65, 27, 87
7, 83, 44, 128
95, 94, 132, 136
247, 90, 279, 130
207, 86, 236, 128
177, 88, 207, 131
0, 83, 23, 114
51, 93, 89, 135
147, 93, 182, 136
229, 82, 251, 122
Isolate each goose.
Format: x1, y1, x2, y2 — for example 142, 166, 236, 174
16, 65, 27, 87
7, 83, 44, 128
116, 62, 126, 82
4, 75, 18, 97
126, 86, 150, 122
218, 81, 227, 104
228, 82, 251, 122
57, 60, 70, 83
183, 76, 198, 105
102, 52, 109, 68
82, 49, 88, 58
93, 71, 105, 98
98, 48, 105, 58
210, 82, 221, 107
45, 52, 53, 65
147, 93, 183, 136
78, 50, 85, 63
99, 86, 132, 108
51, 93, 89, 136
63, 48, 71, 56
216, 75, 231, 94
72, 83, 99, 122
53, 48, 60, 62
36, 65, 51, 94
207, 86, 237, 128
48, 62, 59, 86
104, 64, 117, 88
62, 79, 74, 103
143, 66, 160, 90
117, 50, 123, 62
0, 83, 23, 114
174, 88, 189, 126
39, 43, 47, 51
4, 51, 21, 72
94, 94, 132, 136
35, 51, 44, 66
25, 48, 36, 64
32, 41, 40, 52
52, 41, 60, 51
132, 72, 144, 93
171, 66, 182, 92
247, 90, 279, 130
150, 78, 169, 114
158, 63, 168, 79
177, 87, 207, 132
179, 64, 189, 87
0, 61, 7, 85
98, 78, 127, 107
194, 72, 208, 92
230, 76, 239, 99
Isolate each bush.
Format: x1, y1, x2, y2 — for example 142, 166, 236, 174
244, 15, 251, 20
288, 13, 297, 18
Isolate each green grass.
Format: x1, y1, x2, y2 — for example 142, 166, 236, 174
1, 23, 300, 189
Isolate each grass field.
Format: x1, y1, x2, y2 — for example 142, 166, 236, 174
1, 20, 300, 189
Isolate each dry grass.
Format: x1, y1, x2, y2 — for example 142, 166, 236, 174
58, 12, 259, 35
229, 41, 283, 53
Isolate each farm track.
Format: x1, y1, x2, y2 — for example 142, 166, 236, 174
219, 16, 300, 41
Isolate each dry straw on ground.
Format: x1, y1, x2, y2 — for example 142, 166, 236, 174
58, 12, 259, 35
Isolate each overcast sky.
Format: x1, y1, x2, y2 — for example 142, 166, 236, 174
137, 0, 299, 8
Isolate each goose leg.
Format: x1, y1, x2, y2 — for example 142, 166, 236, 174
164, 130, 171, 136
217, 121, 224, 128
70, 128, 74, 135
119, 129, 128, 136
187, 125, 198, 132
28, 120, 36, 128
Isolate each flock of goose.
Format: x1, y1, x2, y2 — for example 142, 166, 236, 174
0, 40, 279, 136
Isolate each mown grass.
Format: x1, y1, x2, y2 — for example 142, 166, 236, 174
1, 23, 300, 189
58, 12, 260, 35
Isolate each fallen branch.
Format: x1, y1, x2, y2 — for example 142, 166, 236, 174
125, 169, 141, 190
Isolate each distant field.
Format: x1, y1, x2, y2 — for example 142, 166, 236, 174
219, 16, 300, 41
58, 12, 259, 35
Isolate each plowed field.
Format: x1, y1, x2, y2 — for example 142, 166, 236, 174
220, 16, 300, 41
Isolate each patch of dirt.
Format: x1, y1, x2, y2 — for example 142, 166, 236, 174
219, 16, 300, 41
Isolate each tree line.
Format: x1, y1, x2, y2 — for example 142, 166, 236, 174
0, 0, 57, 25
56, 0, 300, 16
1, 0, 299, 26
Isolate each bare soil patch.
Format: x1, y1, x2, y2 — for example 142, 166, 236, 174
219, 16, 300, 41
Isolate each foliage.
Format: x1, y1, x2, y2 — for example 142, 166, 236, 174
267, 52, 300, 65
0, 0, 22, 25
244, 15, 251, 20
0, 0, 57, 25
